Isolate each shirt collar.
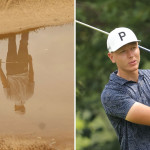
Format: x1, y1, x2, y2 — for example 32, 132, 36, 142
110, 70, 144, 85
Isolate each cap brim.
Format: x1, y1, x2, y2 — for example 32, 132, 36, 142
111, 40, 141, 52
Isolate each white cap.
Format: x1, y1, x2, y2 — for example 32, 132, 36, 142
107, 27, 140, 52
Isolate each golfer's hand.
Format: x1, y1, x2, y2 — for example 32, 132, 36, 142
28, 55, 32, 63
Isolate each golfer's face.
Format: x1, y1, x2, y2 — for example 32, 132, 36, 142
112, 42, 140, 73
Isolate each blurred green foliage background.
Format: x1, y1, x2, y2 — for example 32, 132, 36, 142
76, 0, 150, 150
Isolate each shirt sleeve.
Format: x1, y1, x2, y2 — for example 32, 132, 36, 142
101, 89, 136, 119
143, 69, 150, 79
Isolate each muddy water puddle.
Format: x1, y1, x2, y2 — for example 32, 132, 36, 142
0, 24, 74, 149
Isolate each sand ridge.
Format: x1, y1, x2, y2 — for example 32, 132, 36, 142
0, 0, 74, 35
0, 134, 73, 150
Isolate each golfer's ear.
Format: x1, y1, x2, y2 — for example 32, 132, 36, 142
108, 52, 115, 63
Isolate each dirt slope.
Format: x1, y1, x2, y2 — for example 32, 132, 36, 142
0, 0, 74, 35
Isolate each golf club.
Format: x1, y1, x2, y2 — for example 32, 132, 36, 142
0, 61, 27, 64
76, 20, 150, 53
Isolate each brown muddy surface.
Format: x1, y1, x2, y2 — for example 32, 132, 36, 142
0, 0, 74, 35
0, 24, 74, 150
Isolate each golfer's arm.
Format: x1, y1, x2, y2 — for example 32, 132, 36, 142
28, 61, 34, 82
0, 68, 8, 88
126, 102, 150, 125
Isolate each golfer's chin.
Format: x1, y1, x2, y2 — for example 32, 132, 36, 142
128, 64, 139, 73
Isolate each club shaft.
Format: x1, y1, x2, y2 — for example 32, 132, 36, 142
1, 62, 27, 64
76, 20, 150, 53
138, 45, 150, 52
76, 20, 109, 35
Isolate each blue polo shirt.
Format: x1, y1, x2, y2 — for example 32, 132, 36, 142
101, 69, 150, 150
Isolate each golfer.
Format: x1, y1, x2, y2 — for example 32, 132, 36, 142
101, 27, 150, 150
0, 32, 34, 114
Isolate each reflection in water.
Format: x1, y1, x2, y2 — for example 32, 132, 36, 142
0, 32, 34, 114
0, 25, 73, 149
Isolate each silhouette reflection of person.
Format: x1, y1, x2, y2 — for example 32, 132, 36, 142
0, 32, 34, 114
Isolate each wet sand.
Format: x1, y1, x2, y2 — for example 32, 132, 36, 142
0, 24, 74, 149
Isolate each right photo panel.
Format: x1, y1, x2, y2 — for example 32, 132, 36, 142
76, 1, 150, 150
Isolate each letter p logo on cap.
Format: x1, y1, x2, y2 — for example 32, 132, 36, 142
118, 32, 126, 41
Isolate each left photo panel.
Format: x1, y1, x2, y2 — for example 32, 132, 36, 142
0, 1, 74, 150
